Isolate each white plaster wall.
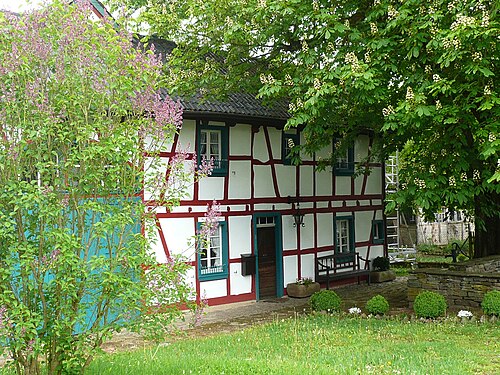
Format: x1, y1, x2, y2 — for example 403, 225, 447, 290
364, 167, 383, 195
301, 254, 315, 280
147, 221, 167, 263
335, 176, 352, 195
300, 133, 313, 162
299, 166, 314, 196
229, 263, 252, 295
198, 177, 225, 200
228, 161, 251, 199
316, 213, 334, 248
356, 246, 370, 268
300, 214, 315, 249
374, 209, 384, 220
200, 279, 227, 299
251, 204, 291, 212
143, 156, 168, 201
282, 216, 298, 250
254, 165, 276, 198
177, 120, 196, 150
228, 216, 252, 259
275, 165, 296, 198
267, 127, 281, 160
253, 128, 268, 162
355, 135, 369, 160
355, 211, 374, 243
315, 143, 331, 159
283, 255, 298, 286
316, 169, 332, 196
184, 266, 197, 300
161, 217, 195, 260
354, 175, 364, 196
230, 124, 252, 156
144, 133, 174, 153
317, 249, 334, 258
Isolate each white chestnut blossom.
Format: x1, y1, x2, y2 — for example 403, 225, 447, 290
382, 105, 395, 117
449, 176, 456, 187
406, 86, 415, 101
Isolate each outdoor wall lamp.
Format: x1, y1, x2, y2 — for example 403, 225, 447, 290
287, 196, 305, 228
292, 203, 305, 228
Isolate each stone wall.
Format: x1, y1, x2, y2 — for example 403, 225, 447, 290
407, 256, 500, 310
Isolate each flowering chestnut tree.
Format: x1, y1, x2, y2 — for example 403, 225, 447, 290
112, 0, 500, 257
0, 2, 211, 374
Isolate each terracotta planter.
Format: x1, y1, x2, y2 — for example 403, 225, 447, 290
286, 282, 320, 298
370, 270, 396, 283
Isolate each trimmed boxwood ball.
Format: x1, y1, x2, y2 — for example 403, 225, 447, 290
413, 291, 447, 318
481, 290, 500, 316
366, 294, 390, 315
310, 290, 342, 312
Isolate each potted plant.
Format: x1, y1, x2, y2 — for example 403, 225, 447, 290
286, 277, 320, 298
370, 256, 396, 283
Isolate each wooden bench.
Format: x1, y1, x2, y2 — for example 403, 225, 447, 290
315, 252, 371, 289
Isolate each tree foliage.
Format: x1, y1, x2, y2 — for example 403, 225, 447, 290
111, 0, 500, 256
0, 2, 204, 374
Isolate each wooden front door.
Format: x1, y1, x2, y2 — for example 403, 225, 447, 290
257, 226, 276, 299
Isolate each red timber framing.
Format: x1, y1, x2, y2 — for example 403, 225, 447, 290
146, 115, 385, 306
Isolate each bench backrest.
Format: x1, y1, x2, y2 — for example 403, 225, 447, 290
316, 252, 360, 273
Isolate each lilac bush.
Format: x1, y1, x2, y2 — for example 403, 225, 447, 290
0, 2, 210, 374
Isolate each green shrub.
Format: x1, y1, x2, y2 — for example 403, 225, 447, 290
392, 266, 410, 277
372, 256, 390, 271
310, 290, 342, 312
413, 291, 447, 318
457, 254, 468, 262
481, 290, 500, 316
366, 295, 390, 315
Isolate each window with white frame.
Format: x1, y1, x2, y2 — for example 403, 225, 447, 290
200, 129, 220, 164
198, 221, 228, 281
197, 122, 228, 176
334, 140, 354, 176
335, 216, 354, 254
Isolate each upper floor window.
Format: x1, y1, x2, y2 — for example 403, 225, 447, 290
282, 133, 299, 165
334, 142, 354, 176
197, 122, 228, 176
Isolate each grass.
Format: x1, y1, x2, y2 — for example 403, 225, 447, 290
86, 315, 499, 375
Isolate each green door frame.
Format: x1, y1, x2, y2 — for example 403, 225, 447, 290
253, 212, 283, 300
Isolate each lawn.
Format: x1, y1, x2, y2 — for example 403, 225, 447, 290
86, 315, 499, 375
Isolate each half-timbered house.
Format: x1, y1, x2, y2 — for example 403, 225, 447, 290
88, 2, 387, 306
146, 77, 386, 306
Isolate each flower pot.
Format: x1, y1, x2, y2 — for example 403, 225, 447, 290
370, 270, 396, 283
286, 282, 320, 298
